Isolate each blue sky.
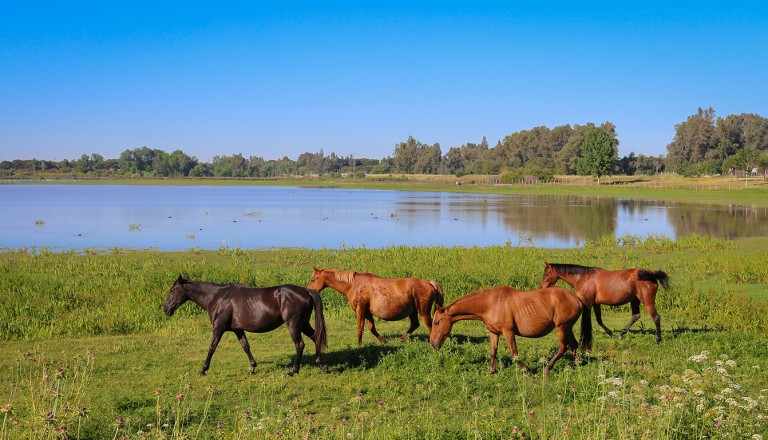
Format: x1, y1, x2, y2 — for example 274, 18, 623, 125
1, 1, 767, 162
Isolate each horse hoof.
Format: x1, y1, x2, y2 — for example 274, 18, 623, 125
286, 371, 296, 377
198, 370, 207, 376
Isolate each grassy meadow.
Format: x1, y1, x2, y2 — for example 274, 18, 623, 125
1, 234, 768, 439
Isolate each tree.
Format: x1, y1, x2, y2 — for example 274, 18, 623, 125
578, 128, 616, 185
393, 136, 420, 173
667, 107, 717, 168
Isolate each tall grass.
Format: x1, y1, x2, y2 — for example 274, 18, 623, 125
1, 237, 767, 438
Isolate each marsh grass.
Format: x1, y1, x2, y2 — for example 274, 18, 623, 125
1, 237, 767, 438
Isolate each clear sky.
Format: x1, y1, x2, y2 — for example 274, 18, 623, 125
2, 1, 767, 163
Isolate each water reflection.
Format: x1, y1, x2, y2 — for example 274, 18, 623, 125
1, 185, 766, 251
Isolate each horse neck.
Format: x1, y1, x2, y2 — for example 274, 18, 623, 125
182, 282, 217, 310
445, 293, 490, 323
322, 272, 355, 298
556, 270, 586, 288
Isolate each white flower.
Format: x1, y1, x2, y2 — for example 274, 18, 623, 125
726, 359, 737, 368
688, 350, 709, 362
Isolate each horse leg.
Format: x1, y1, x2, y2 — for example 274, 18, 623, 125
233, 329, 257, 374
488, 332, 500, 374
619, 299, 642, 339
642, 301, 662, 344
359, 309, 386, 344
593, 304, 614, 337
400, 311, 420, 342
418, 298, 434, 333
287, 323, 305, 377
200, 326, 226, 375
544, 327, 569, 376
502, 329, 529, 374
300, 321, 328, 372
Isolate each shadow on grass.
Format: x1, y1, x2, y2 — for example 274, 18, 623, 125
314, 343, 403, 373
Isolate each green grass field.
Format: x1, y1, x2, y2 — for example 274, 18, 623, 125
1, 235, 767, 439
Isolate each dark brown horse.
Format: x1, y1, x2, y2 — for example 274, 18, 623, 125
429, 286, 590, 375
163, 276, 327, 376
307, 267, 444, 345
540, 262, 670, 345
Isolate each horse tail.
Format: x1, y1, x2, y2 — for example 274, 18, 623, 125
574, 292, 593, 351
306, 289, 328, 350
638, 269, 670, 290
429, 280, 445, 310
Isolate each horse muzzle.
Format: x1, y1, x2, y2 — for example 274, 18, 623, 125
430, 339, 443, 350
163, 303, 177, 316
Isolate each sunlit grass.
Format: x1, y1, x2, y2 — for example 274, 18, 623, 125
1, 236, 767, 438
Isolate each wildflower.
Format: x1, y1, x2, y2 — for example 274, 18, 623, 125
377, 401, 383, 406
752, 434, 763, 440
154, 389, 161, 396
726, 359, 737, 368
688, 350, 709, 362
1, 403, 12, 413
175, 393, 185, 402
715, 422, 722, 428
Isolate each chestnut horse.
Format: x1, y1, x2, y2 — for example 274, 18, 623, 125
163, 276, 327, 376
539, 262, 670, 345
307, 267, 444, 344
429, 286, 590, 375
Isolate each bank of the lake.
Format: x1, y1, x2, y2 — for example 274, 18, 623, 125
7, 173, 768, 208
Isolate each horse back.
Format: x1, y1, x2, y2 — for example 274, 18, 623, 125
224, 284, 311, 333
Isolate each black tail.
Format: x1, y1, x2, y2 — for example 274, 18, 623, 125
638, 270, 670, 290
306, 289, 328, 350
580, 305, 593, 351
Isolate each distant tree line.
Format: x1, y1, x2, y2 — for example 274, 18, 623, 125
3, 110, 766, 180
667, 108, 768, 177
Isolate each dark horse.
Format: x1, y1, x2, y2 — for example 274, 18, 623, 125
163, 276, 328, 376
430, 286, 591, 375
540, 262, 670, 345
308, 267, 444, 344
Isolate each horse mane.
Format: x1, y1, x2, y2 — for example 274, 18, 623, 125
334, 270, 357, 283
551, 263, 600, 276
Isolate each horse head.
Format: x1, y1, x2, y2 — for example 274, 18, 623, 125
163, 275, 189, 316
307, 267, 329, 291
429, 306, 453, 350
539, 262, 558, 288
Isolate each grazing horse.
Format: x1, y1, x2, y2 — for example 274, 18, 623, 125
430, 286, 590, 375
539, 262, 670, 345
163, 275, 328, 376
307, 267, 444, 344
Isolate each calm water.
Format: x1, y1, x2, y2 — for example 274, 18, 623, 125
2, 185, 767, 251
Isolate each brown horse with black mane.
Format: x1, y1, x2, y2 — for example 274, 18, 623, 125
540, 262, 670, 345
429, 286, 590, 375
164, 276, 328, 376
307, 267, 444, 345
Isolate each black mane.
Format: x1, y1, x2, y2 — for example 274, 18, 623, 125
550, 263, 601, 276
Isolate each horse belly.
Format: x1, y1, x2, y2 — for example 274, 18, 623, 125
369, 296, 414, 321
511, 298, 555, 338
515, 320, 555, 338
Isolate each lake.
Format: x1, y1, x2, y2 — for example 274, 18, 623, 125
2, 185, 767, 251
